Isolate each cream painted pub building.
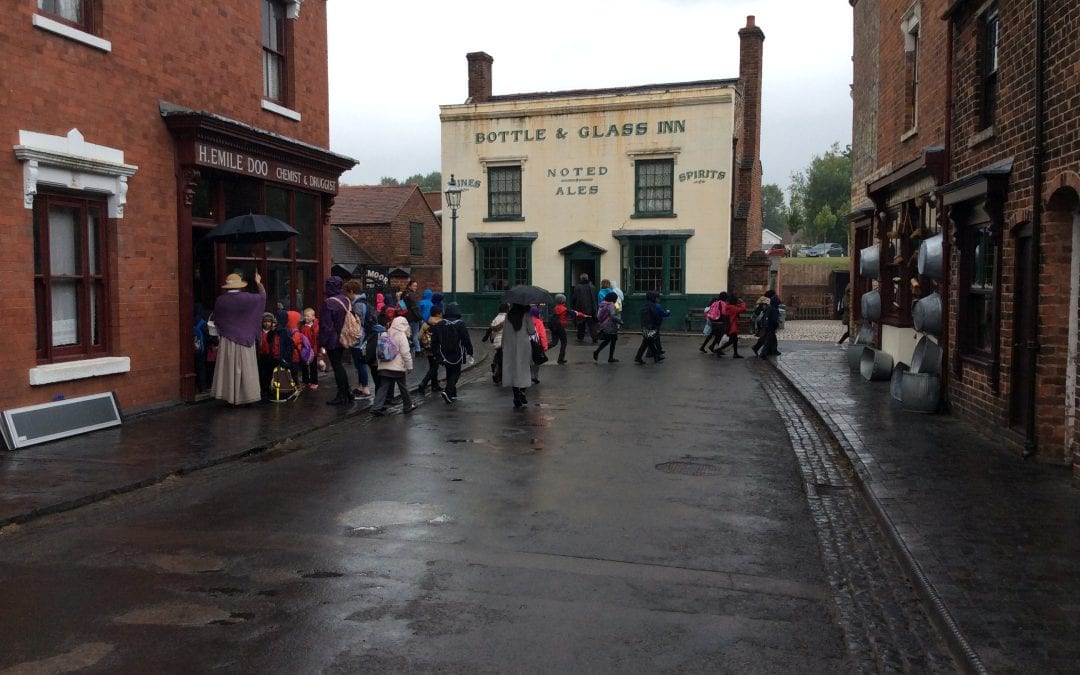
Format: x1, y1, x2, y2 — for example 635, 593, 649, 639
440, 19, 767, 324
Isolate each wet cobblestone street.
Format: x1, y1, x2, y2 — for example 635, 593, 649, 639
760, 363, 955, 672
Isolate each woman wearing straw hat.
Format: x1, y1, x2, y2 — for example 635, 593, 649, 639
210, 271, 266, 405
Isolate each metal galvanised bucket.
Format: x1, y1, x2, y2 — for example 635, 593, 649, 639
891, 363, 910, 401
918, 234, 944, 280
848, 344, 869, 373
911, 335, 943, 376
861, 289, 882, 322
852, 322, 875, 345
901, 372, 942, 413
913, 292, 943, 336
859, 245, 880, 279
860, 347, 894, 382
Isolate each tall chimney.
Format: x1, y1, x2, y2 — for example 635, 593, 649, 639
466, 52, 494, 103
730, 16, 767, 296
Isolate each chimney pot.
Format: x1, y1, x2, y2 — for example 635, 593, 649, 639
466, 51, 494, 103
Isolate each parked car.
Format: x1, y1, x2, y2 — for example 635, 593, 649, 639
766, 243, 787, 256
805, 243, 844, 257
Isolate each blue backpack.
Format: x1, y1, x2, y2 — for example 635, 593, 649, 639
376, 332, 399, 362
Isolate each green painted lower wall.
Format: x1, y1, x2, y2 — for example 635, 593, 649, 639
449, 293, 717, 331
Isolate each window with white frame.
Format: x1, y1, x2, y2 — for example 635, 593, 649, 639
262, 0, 289, 104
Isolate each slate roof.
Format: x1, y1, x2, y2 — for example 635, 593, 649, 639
331, 185, 419, 225
330, 227, 378, 267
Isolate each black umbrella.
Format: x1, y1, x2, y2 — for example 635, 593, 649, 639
204, 213, 298, 243
502, 284, 552, 306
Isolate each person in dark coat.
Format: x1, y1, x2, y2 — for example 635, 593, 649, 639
318, 275, 354, 405
634, 291, 666, 364
502, 303, 536, 407
755, 295, 783, 358
431, 302, 473, 403
571, 273, 598, 343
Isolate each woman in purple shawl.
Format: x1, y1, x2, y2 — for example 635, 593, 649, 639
210, 271, 266, 404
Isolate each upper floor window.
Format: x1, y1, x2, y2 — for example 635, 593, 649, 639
37, 0, 94, 32
634, 159, 674, 217
980, 10, 1000, 129
262, 0, 288, 103
33, 191, 109, 362
901, 5, 921, 134
487, 166, 522, 220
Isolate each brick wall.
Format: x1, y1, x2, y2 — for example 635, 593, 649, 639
1, 2, 332, 410
851, 0, 881, 209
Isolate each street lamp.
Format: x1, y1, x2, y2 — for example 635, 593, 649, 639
444, 174, 463, 304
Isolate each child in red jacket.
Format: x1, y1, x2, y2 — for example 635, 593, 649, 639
548, 293, 584, 364
717, 294, 748, 358
299, 307, 320, 389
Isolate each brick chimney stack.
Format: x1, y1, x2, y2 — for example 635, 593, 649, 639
730, 16, 767, 296
466, 52, 494, 103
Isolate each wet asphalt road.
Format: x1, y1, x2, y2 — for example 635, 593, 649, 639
1, 337, 856, 673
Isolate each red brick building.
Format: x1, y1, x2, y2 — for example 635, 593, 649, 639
4, 2, 355, 411
330, 185, 443, 293
850, 0, 1080, 476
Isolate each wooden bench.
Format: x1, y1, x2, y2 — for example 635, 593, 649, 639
685, 308, 707, 332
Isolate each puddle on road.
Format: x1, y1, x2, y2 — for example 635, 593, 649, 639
338, 501, 451, 529
148, 553, 226, 574
1, 643, 114, 674
114, 603, 234, 627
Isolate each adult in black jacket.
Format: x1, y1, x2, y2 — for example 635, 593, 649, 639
431, 303, 474, 403
754, 295, 783, 357
571, 273, 598, 343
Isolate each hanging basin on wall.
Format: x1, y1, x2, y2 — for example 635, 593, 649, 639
911, 335, 943, 376
913, 292, 943, 335
848, 345, 869, 373
852, 321, 876, 345
918, 234, 945, 279
901, 372, 942, 413
861, 290, 882, 322
890, 363, 910, 401
859, 245, 880, 279
860, 347, 894, 382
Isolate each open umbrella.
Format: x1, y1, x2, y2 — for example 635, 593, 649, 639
502, 284, 552, 307
204, 213, 298, 243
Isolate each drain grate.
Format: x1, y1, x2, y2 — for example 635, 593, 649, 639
655, 461, 726, 476
810, 483, 852, 496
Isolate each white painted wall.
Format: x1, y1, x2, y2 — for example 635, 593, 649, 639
440, 85, 736, 294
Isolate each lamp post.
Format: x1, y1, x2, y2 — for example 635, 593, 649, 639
444, 174, 463, 305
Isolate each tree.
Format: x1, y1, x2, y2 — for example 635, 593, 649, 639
761, 183, 787, 234
381, 172, 442, 192
786, 143, 852, 245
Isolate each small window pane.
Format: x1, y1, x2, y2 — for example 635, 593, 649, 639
633, 243, 664, 292
49, 206, 80, 276
295, 193, 317, 260
667, 244, 682, 292
410, 222, 424, 257
39, 0, 82, 23
513, 246, 530, 286
265, 187, 291, 259
51, 280, 79, 346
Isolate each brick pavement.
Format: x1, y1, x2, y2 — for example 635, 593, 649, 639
772, 341, 1080, 673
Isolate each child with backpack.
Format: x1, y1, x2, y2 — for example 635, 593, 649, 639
484, 303, 508, 384
417, 305, 444, 395
593, 292, 623, 362
370, 316, 415, 415
431, 303, 473, 403
716, 294, 747, 358
344, 281, 374, 399
529, 306, 549, 384
701, 293, 730, 353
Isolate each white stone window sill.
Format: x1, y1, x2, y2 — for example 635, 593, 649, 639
32, 13, 111, 52
29, 356, 130, 386
900, 127, 918, 143
261, 100, 302, 122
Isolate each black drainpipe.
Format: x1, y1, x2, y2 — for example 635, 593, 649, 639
1024, 0, 1045, 455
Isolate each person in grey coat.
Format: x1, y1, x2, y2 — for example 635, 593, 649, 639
502, 303, 536, 408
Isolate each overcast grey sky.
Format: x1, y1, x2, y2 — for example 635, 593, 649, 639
327, 0, 853, 192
